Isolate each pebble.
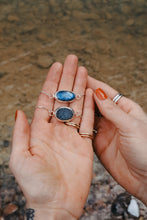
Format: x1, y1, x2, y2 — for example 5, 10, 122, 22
127, 198, 140, 217
126, 19, 134, 26
111, 193, 131, 216
3, 140, 10, 148
37, 54, 53, 69
3, 203, 18, 216
7, 15, 19, 22
37, 33, 47, 41
0, 72, 6, 78
21, 25, 36, 34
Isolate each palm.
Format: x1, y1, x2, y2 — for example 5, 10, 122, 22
16, 122, 93, 213
94, 116, 147, 197
10, 56, 95, 218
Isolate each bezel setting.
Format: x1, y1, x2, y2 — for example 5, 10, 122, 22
54, 106, 75, 122
54, 90, 76, 103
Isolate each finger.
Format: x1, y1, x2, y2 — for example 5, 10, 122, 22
88, 76, 146, 120
51, 54, 78, 122
9, 110, 31, 169
79, 89, 95, 144
94, 88, 134, 131
33, 62, 62, 122
70, 66, 87, 127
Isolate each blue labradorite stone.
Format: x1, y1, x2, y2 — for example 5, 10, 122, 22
55, 107, 74, 121
55, 91, 75, 102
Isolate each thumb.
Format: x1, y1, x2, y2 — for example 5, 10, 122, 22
11, 110, 30, 155
94, 88, 132, 131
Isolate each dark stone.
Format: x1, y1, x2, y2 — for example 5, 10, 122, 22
111, 192, 131, 217
0, 72, 6, 78
55, 107, 74, 121
3, 140, 10, 148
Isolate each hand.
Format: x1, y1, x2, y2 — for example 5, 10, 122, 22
9, 55, 95, 220
88, 76, 147, 206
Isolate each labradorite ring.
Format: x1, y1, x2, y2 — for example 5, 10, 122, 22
41, 90, 84, 102
35, 106, 81, 122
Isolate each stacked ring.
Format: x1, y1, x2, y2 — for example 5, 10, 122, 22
79, 133, 93, 139
64, 122, 80, 129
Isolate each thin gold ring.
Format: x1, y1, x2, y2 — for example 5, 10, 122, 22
79, 133, 93, 139
64, 122, 80, 129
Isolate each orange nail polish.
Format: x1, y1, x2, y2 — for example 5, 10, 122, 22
15, 110, 18, 121
95, 88, 107, 100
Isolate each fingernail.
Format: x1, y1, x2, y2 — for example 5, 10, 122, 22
15, 110, 18, 121
95, 88, 107, 100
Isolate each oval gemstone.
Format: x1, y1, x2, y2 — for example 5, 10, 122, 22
55, 91, 75, 102
55, 107, 74, 122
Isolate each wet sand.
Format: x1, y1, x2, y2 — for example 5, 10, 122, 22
0, 0, 147, 219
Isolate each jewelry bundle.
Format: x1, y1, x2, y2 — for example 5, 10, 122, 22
36, 90, 83, 122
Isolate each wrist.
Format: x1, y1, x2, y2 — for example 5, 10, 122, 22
25, 204, 77, 220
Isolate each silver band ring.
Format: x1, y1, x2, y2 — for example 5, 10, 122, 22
79, 133, 93, 139
113, 93, 123, 104
64, 122, 80, 129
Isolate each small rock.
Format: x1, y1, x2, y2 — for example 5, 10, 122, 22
121, 5, 131, 14
37, 54, 53, 69
3, 203, 18, 216
7, 15, 19, 22
127, 198, 140, 217
37, 33, 47, 41
105, 12, 112, 20
97, 39, 110, 54
126, 19, 134, 26
72, 11, 99, 20
0, 72, 6, 78
3, 140, 10, 148
111, 192, 131, 216
22, 25, 36, 34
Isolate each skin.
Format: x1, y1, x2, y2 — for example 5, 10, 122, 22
88, 76, 147, 206
9, 54, 147, 220
9, 55, 95, 219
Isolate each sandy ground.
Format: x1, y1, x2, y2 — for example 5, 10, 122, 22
0, 0, 147, 219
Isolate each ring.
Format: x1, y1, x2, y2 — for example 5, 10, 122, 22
113, 93, 123, 104
35, 106, 81, 122
41, 90, 84, 103
35, 106, 49, 111
93, 129, 97, 134
64, 122, 80, 129
79, 133, 93, 139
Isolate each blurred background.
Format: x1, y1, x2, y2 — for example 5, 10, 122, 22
0, 0, 147, 219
